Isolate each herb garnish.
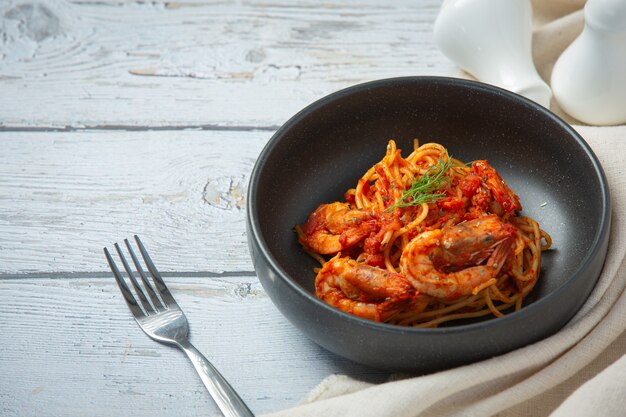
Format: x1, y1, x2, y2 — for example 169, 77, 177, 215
387, 153, 453, 211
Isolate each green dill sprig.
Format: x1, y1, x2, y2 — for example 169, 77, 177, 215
387, 153, 453, 211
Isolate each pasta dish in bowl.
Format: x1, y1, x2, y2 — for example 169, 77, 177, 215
246, 76, 610, 371
297, 140, 551, 327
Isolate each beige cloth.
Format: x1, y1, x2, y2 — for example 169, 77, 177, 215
265, 2, 626, 417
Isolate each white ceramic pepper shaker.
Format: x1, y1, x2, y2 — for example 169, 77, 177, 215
551, 0, 626, 125
434, 0, 551, 108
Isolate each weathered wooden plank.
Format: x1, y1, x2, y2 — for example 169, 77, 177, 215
0, 130, 268, 274
0, 275, 389, 417
0, 0, 453, 129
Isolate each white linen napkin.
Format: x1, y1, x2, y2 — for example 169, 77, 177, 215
264, 2, 626, 416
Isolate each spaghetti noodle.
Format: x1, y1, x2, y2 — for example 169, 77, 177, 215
296, 140, 551, 327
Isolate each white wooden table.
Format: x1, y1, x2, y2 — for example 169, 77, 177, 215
0, 1, 454, 415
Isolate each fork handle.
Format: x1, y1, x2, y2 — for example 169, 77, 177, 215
178, 339, 255, 417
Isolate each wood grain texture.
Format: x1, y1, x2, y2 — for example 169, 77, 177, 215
0, 0, 454, 129
0, 1, 450, 415
0, 130, 267, 274
0, 275, 389, 417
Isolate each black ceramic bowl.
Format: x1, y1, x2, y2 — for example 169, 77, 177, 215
246, 77, 611, 372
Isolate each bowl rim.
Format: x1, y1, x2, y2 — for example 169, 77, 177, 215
247, 75, 612, 335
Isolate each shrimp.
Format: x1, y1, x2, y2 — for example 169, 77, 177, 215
315, 256, 416, 322
400, 215, 516, 300
298, 202, 377, 254
472, 160, 522, 214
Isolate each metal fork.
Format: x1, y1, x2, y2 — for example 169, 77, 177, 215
104, 235, 254, 417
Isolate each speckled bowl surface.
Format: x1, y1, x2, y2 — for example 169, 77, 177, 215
246, 76, 611, 372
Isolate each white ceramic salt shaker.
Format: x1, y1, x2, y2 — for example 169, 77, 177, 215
434, 0, 551, 107
551, 0, 626, 125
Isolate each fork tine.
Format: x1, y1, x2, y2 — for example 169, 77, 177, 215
114, 243, 155, 314
104, 247, 145, 318
124, 239, 164, 311
134, 235, 178, 306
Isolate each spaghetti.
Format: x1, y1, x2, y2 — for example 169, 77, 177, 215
296, 140, 551, 327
